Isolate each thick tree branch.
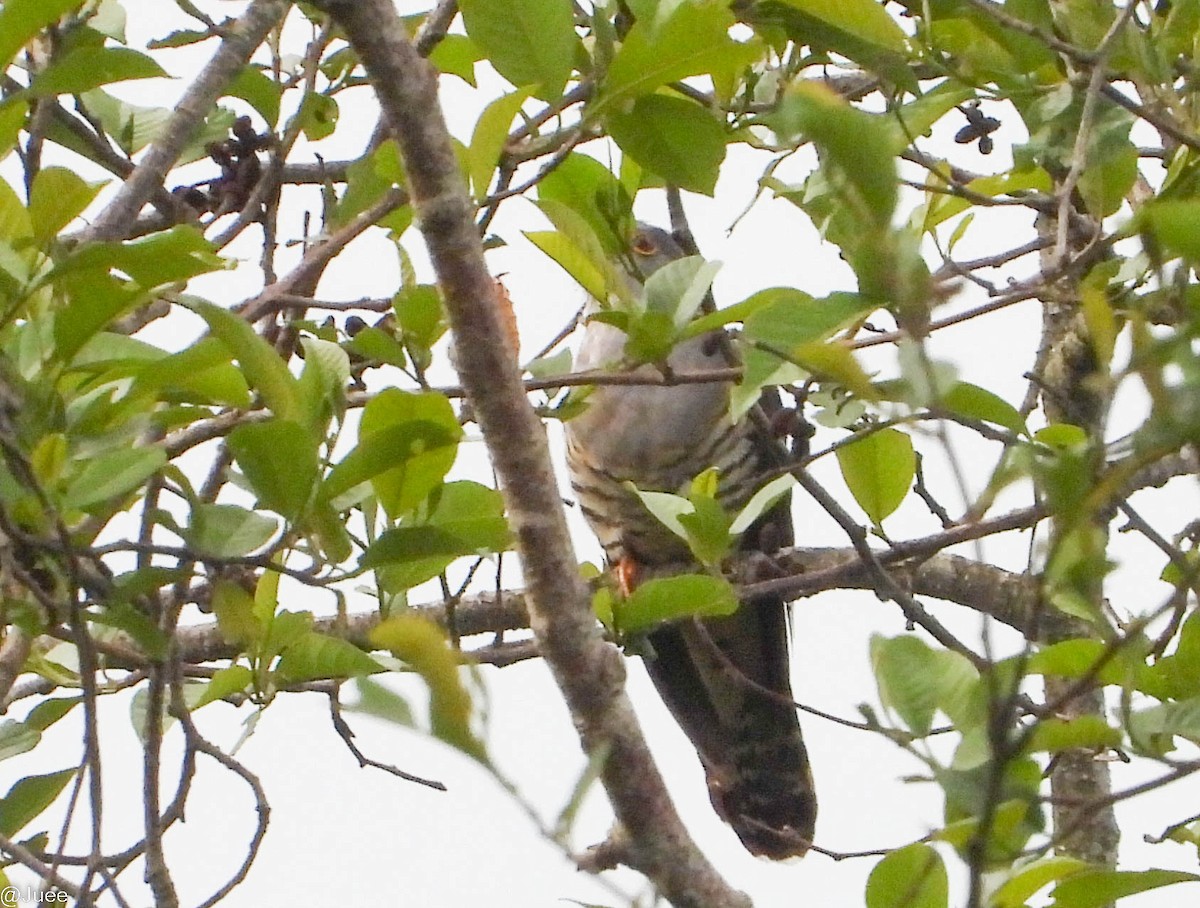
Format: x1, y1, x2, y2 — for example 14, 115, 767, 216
311, 2, 751, 905
89, 545, 1046, 670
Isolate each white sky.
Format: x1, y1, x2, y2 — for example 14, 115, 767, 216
4, 2, 1200, 906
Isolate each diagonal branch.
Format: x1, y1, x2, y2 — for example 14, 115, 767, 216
309, 2, 751, 905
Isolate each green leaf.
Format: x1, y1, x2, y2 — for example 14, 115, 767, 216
1148, 609, 1200, 698
1130, 696, 1200, 756
836, 427, 915, 525
1024, 715, 1122, 755
775, 0, 907, 52
524, 229, 608, 301
644, 255, 720, 328
258, 610, 313, 670
394, 283, 446, 352
743, 0, 911, 85
228, 419, 319, 521
346, 326, 407, 369
1050, 869, 1200, 908
57, 225, 226, 288
606, 94, 726, 196
939, 382, 1028, 436
28, 167, 103, 246
190, 300, 301, 421
1025, 639, 1164, 698
28, 46, 167, 96
736, 289, 876, 417
370, 615, 487, 762
526, 348, 573, 379
298, 336, 350, 429
72, 88, 172, 156
0, 174, 32, 245
0, 769, 75, 837
0, 0, 85, 69
871, 634, 978, 736
533, 197, 623, 300
0, 97, 29, 157
0, 720, 39, 762
1079, 138, 1137, 218
538, 154, 632, 255
276, 632, 383, 683
458, 0, 575, 99
618, 575, 739, 635
730, 475, 795, 535
676, 494, 734, 566
427, 33, 482, 86
626, 487, 694, 544
794, 341, 877, 400
193, 665, 253, 709
987, 856, 1089, 908
88, 602, 168, 660
363, 519, 512, 569
225, 65, 281, 128
866, 843, 948, 908
188, 503, 278, 558
297, 92, 338, 141
363, 482, 510, 584
130, 681, 207, 744
348, 676, 416, 727
212, 581, 262, 647
334, 140, 407, 228
469, 89, 531, 202
51, 272, 140, 364
771, 83, 897, 225
30, 433, 67, 486
61, 446, 166, 511
936, 794, 1041, 865
23, 698, 80, 732
1141, 201, 1200, 262
597, 2, 759, 114
324, 390, 461, 517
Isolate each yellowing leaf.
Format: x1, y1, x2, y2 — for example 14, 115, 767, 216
794, 341, 877, 400
370, 615, 486, 762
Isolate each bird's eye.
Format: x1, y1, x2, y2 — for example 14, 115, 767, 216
632, 233, 658, 256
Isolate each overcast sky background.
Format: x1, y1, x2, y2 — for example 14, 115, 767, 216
4, 1, 1200, 906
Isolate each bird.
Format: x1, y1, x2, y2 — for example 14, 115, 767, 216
564, 222, 816, 859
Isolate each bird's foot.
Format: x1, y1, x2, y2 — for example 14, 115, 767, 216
615, 556, 639, 597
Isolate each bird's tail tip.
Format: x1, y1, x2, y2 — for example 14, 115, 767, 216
707, 772, 817, 860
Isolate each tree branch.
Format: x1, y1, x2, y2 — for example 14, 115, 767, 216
310, 2, 751, 905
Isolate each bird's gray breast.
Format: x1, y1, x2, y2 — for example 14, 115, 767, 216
565, 324, 759, 563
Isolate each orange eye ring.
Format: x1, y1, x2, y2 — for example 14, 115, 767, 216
631, 233, 658, 256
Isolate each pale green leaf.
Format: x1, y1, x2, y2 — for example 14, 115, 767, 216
469, 90, 531, 201
866, 843, 948, 908
618, 575, 739, 634
228, 419, 319, 521
1050, 869, 1200, 908
0, 769, 75, 837
62, 446, 166, 511
836, 427, 915, 525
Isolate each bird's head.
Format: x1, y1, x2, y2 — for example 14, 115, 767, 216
625, 222, 686, 282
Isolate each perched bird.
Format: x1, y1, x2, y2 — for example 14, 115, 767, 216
564, 223, 816, 859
